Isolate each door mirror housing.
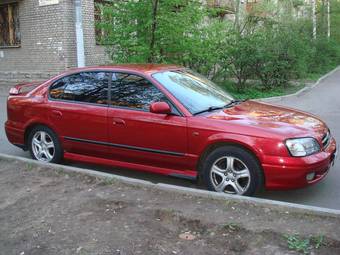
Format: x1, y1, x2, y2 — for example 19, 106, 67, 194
150, 102, 172, 115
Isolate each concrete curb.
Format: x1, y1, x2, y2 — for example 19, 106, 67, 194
257, 65, 340, 102
1, 152, 340, 218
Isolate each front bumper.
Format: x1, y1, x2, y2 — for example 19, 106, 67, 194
262, 137, 337, 190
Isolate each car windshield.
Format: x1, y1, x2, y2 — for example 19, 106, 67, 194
152, 70, 234, 115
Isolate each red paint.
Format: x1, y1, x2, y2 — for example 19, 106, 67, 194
150, 102, 171, 114
5, 64, 337, 190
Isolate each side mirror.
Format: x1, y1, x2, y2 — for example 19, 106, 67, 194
150, 102, 172, 115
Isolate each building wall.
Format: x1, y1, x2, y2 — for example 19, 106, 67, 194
0, 0, 108, 83
82, 0, 109, 66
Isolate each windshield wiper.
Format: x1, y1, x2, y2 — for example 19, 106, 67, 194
193, 99, 248, 116
193, 106, 224, 115
224, 99, 248, 108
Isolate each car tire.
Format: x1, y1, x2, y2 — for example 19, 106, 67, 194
202, 145, 264, 196
28, 125, 63, 163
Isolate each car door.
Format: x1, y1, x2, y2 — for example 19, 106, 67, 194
48, 71, 110, 158
107, 72, 189, 171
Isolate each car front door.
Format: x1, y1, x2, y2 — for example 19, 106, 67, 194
107, 72, 190, 171
48, 71, 110, 158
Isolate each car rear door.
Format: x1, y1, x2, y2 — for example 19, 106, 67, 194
48, 71, 110, 158
107, 72, 190, 171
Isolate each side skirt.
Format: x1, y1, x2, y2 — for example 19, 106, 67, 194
64, 152, 198, 181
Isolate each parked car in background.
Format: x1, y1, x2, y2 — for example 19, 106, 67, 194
5, 64, 337, 196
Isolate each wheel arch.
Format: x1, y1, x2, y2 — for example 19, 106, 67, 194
197, 140, 265, 184
24, 122, 59, 148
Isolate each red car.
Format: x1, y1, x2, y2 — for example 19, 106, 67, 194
5, 64, 337, 196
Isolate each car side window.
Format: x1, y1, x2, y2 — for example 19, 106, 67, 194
49, 72, 109, 105
110, 73, 171, 111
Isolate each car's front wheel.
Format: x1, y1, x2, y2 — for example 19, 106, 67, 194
202, 145, 263, 196
28, 126, 63, 163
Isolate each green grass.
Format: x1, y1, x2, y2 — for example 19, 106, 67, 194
219, 81, 305, 100
305, 72, 325, 81
284, 234, 326, 254
304, 64, 339, 81
100, 177, 116, 186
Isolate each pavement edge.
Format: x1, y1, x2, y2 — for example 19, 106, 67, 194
1, 152, 340, 218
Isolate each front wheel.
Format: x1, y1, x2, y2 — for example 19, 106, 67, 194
28, 126, 63, 163
202, 146, 264, 196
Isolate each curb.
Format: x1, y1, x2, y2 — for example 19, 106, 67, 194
257, 65, 340, 102
1, 152, 340, 218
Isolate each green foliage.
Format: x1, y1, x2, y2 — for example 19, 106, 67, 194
219, 31, 260, 91
253, 23, 312, 89
97, 0, 207, 65
308, 38, 340, 75
285, 234, 311, 254
284, 234, 326, 254
97, 0, 340, 96
219, 80, 304, 100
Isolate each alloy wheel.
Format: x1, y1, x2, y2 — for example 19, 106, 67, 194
210, 156, 251, 195
31, 131, 55, 162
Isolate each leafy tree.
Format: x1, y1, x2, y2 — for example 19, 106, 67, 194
97, 0, 207, 64
96, 0, 340, 94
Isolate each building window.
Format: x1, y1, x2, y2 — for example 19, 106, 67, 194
0, 3, 20, 48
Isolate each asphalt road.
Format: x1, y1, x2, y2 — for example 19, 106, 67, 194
1, 68, 339, 209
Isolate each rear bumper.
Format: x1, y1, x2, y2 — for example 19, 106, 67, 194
262, 138, 337, 190
5, 120, 25, 149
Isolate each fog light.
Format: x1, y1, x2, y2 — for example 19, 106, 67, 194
306, 172, 315, 181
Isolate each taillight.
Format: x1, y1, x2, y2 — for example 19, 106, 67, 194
9, 87, 20, 95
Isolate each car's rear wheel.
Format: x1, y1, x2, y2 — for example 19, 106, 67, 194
28, 126, 63, 163
202, 145, 263, 196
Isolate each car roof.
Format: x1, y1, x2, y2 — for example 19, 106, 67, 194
65, 64, 183, 75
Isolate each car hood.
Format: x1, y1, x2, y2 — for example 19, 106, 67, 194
204, 100, 328, 140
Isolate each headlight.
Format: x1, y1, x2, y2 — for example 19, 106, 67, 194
285, 138, 320, 157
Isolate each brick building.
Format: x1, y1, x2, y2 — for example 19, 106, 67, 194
0, 0, 108, 83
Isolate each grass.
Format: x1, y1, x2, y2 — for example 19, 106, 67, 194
284, 234, 326, 254
223, 222, 241, 232
25, 163, 34, 171
219, 81, 305, 100
304, 64, 339, 81
305, 72, 325, 81
216, 65, 339, 100
100, 177, 116, 186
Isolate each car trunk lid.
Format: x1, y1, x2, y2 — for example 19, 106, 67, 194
9, 81, 42, 96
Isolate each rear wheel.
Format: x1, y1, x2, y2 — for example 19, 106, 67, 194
28, 126, 63, 163
202, 145, 263, 196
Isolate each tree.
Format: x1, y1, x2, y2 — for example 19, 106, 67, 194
312, 0, 317, 39
97, 0, 207, 65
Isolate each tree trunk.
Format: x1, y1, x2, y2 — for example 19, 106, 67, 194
312, 0, 317, 39
149, 0, 159, 63
327, 0, 331, 38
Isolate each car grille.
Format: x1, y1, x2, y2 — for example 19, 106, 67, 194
322, 130, 331, 148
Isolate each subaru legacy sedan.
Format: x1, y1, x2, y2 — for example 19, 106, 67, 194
5, 64, 337, 196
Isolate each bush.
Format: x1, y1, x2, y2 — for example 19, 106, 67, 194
308, 38, 340, 74
97, 1, 340, 93
218, 31, 261, 91
253, 24, 312, 89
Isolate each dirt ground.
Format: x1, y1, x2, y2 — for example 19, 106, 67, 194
1, 159, 340, 255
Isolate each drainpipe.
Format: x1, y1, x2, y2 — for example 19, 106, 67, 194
75, 0, 85, 67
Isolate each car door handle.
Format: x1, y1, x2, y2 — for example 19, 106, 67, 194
112, 118, 125, 126
51, 110, 62, 118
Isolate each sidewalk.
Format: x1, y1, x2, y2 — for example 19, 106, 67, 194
1, 158, 340, 255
